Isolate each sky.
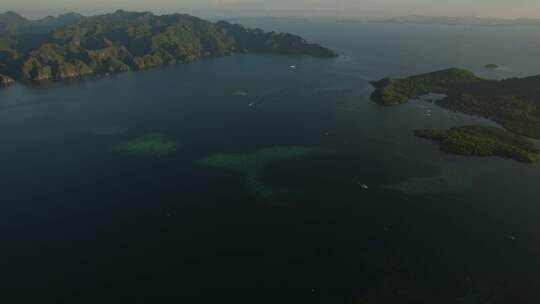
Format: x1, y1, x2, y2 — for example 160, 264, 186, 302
2, 0, 540, 19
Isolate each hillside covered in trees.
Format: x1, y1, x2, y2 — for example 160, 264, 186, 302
415, 126, 540, 163
370, 68, 540, 139
0, 10, 337, 85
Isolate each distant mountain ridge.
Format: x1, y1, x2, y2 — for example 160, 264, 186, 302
0, 11, 84, 34
379, 15, 540, 27
0, 11, 30, 35
0, 10, 337, 86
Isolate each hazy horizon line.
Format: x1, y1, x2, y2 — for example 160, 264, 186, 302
5, 9, 540, 22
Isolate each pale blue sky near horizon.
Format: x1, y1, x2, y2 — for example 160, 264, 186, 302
2, 0, 540, 19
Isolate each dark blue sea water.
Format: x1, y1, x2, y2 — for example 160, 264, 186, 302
2, 19, 540, 303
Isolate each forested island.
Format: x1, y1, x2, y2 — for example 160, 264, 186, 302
371, 68, 540, 162
0, 10, 336, 86
370, 68, 540, 138
415, 126, 540, 162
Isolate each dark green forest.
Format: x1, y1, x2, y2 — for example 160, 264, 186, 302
371, 68, 540, 139
415, 126, 540, 162
0, 10, 336, 84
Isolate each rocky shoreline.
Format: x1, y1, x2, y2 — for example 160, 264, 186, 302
0, 74, 14, 86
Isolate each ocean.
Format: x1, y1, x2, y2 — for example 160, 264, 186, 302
1, 18, 540, 303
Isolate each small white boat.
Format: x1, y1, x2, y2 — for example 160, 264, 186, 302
290, 65, 296, 69
249, 103, 254, 107
357, 182, 369, 189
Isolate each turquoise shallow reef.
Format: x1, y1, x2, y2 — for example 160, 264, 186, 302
199, 146, 321, 202
384, 161, 492, 194
115, 133, 179, 156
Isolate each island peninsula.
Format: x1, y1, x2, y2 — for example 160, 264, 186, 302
0, 10, 337, 86
371, 68, 540, 162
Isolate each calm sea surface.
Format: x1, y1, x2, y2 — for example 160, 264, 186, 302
2, 19, 540, 303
